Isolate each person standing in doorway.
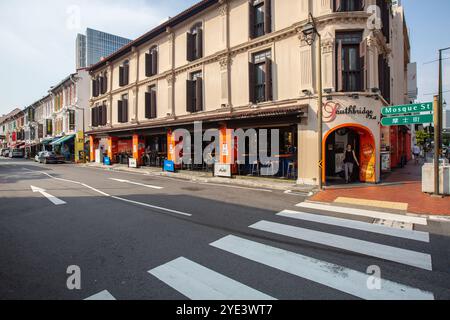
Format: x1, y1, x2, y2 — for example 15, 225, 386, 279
344, 144, 360, 184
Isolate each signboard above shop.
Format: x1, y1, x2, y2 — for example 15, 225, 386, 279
382, 102, 433, 116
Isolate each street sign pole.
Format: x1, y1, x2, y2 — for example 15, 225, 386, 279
433, 95, 440, 196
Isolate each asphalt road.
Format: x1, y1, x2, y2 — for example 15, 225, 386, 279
0, 158, 449, 300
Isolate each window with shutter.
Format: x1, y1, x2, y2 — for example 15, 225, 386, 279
92, 79, 98, 97
187, 32, 195, 62
151, 48, 158, 76
250, 0, 271, 39
187, 23, 202, 61
145, 86, 157, 119
186, 80, 196, 113
122, 95, 128, 123
123, 62, 129, 86
251, 50, 272, 103
195, 77, 203, 112
150, 88, 157, 118
336, 31, 363, 92
334, 0, 363, 12
119, 67, 124, 87
145, 53, 152, 77
118, 100, 123, 123
102, 104, 107, 126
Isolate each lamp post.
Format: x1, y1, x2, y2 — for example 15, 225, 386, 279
302, 13, 323, 190
434, 47, 450, 196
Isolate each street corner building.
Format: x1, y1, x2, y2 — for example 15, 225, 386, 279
86, 0, 416, 186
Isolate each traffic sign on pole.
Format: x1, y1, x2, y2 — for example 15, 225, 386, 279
381, 114, 434, 126
381, 102, 433, 116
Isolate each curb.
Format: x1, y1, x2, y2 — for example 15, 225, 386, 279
81, 164, 317, 193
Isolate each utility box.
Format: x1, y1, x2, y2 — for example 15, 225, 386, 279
422, 163, 450, 195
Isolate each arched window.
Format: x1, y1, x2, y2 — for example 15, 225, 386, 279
146, 46, 158, 77
187, 22, 203, 62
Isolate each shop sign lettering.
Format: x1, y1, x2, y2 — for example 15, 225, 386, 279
323, 102, 377, 123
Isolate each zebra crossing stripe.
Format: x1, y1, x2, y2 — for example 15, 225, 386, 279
277, 210, 430, 243
148, 257, 276, 300
84, 290, 116, 300
250, 221, 432, 271
210, 235, 434, 300
296, 202, 428, 226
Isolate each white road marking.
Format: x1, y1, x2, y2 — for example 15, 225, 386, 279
210, 235, 434, 300
110, 178, 164, 190
30, 185, 66, 206
84, 290, 116, 301
148, 257, 275, 300
277, 210, 429, 243
296, 202, 428, 226
23, 168, 192, 217
250, 221, 432, 271
111, 196, 192, 217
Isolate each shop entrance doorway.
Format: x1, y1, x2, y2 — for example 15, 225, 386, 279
323, 124, 376, 184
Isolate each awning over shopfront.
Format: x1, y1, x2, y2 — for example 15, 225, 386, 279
42, 137, 57, 145
50, 134, 75, 146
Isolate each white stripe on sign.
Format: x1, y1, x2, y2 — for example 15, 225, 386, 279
250, 221, 432, 271
296, 202, 427, 226
84, 290, 116, 300
210, 236, 434, 300
277, 210, 430, 243
148, 257, 275, 300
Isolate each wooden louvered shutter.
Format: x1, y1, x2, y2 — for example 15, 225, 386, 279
145, 53, 151, 77
249, 62, 256, 103
91, 108, 96, 127
187, 33, 194, 62
145, 92, 151, 119
151, 50, 158, 75
124, 65, 129, 85
265, 58, 273, 101
119, 67, 124, 86
186, 80, 195, 112
102, 76, 107, 94
151, 89, 157, 118
122, 99, 128, 123
249, 2, 255, 39
118, 100, 123, 123
92, 79, 97, 97
99, 77, 104, 95
337, 40, 343, 92
195, 29, 203, 59
264, 0, 272, 34
102, 104, 107, 126
195, 78, 203, 112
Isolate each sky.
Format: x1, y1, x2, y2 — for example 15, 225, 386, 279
0, 0, 449, 116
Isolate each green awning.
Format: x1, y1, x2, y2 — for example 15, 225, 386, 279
42, 137, 58, 145
50, 134, 75, 146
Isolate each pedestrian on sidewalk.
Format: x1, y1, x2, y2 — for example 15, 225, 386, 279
344, 144, 360, 184
413, 144, 421, 165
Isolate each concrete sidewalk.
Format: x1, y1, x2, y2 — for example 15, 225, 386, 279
311, 162, 450, 216
80, 162, 316, 194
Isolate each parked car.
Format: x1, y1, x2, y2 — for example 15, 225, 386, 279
9, 148, 25, 158
37, 151, 65, 164
35, 151, 45, 162
0, 148, 9, 157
